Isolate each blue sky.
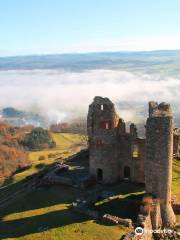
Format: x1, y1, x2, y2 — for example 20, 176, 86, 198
1, 0, 180, 56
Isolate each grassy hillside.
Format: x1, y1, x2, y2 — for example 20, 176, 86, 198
0, 133, 127, 240
0, 132, 179, 240
0, 185, 127, 240
29, 133, 85, 162
172, 159, 180, 223
2, 133, 86, 186
172, 159, 180, 201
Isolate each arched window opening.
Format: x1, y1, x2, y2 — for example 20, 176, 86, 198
133, 144, 139, 158
100, 121, 111, 129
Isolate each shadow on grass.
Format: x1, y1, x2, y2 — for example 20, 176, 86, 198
0, 161, 70, 213
0, 149, 144, 239
0, 207, 89, 239
55, 149, 89, 180
0, 172, 88, 239
66, 150, 89, 169
94, 193, 144, 222
0, 151, 90, 239
102, 181, 145, 196
35, 163, 46, 170
0, 183, 81, 217
1, 175, 14, 186
174, 208, 180, 215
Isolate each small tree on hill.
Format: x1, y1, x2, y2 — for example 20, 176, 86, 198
23, 127, 56, 150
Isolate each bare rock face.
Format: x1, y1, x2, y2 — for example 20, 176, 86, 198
145, 101, 176, 227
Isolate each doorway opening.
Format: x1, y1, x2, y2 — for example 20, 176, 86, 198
124, 166, 130, 179
97, 168, 103, 181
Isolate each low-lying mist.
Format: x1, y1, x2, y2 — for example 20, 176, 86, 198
0, 69, 180, 126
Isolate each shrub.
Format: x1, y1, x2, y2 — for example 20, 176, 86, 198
23, 127, 56, 150
0, 121, 31, 183
48, 153, 57, 158
0, 145, 30, 178
38, 155, 46, 161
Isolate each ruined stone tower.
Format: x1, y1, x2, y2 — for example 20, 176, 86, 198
88, 96, 145, 184
145, 101, 176, 227
173, 128, 180, 159
87, 96, 120, 183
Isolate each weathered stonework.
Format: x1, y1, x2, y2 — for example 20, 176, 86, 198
87, 97, 177, 233
173, 128, 180, 159
87, 96, 145, 184
145, 101, 176, 227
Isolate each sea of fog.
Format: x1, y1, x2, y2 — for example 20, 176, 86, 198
0, 69, 180, 126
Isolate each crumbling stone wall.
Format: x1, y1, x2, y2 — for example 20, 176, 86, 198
173, 128, 180, 159
87, 96, 121, 183
131, 138, 145, 183
145, 101, 176, 227
87, 98, 177, 237
87, 96, 145, 184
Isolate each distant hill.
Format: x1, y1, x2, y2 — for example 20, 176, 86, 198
2, 107, 24, 118
1, 50, 180, 75
1, 107, 47, 127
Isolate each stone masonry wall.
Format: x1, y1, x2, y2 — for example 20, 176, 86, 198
87, 96, 120, 183
145, 101, 176, 227
88, 96, 145, 184
173, 128, 180, 159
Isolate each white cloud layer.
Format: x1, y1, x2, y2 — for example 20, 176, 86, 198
0, 69, 180, 124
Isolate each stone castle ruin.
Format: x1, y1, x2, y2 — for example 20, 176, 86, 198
174, 128, 180, 159
87, 96, 145, 184
145, 101, 176, 227
87, 96, 179, 230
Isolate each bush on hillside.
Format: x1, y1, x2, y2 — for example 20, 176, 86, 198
0, 145, 29, 178
0, 121, 32, 183
23, 127, 56, 150
38, 155, 46, 161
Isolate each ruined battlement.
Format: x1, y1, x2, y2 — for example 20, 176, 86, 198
88, 96, 117, 117
90, 96, 114, 107
88, 97, 176, 229
88, 96, 145, 184
87, 96, 120, 139
174, 127, 180, 136
149, 101, 172, 117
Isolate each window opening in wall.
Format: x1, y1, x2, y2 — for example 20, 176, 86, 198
100, 104, 104, 110
105, 122, 109, 129
133, 144, 139, 158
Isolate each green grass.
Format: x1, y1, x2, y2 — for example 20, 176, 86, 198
0, 133, 87, 213
172, 159, 180, 200
0, 135, 179, 239
29, 133, 86, 163
0, 186, 127, 240
1, 133, 86, 186
0, 133, 128, 240
172, 159, 180, 223
95, 193, 143, 222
